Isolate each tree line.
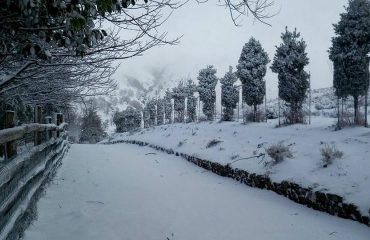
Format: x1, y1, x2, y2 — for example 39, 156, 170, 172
114, 0, 370, 132
0, 0, 273, 129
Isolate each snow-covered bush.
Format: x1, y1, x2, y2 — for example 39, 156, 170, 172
206, 139, 223, 148
80, 109, 106, 144
113, 107, 142, 133
320, 144, 343, 167
244, 109, 265, 123
266, 142, 293, 164
198, 66, 218, 121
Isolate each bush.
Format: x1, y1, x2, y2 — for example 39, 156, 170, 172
113, 107, 142, 133
320, 144, 343, 167
80, 109, 106, 144
244, 109, 265, 123
206, 139, 223, 148
265, 142, 293, 164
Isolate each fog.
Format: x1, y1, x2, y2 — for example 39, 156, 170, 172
114, 0, 348, 99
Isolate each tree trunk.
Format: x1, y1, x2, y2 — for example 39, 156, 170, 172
354, 95, 359, 125
337, 97, 340, 130
365, 91, 368, 128
253, 104, 257, 122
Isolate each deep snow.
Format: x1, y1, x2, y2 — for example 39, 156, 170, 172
106, 117, 370, 217
24, 144, 370, 240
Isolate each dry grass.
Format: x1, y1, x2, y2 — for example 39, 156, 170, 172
265, 142, 293, 164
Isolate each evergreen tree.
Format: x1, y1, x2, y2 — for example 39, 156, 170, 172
164, 89, 173, 124
197, 66, 218, 121
80, 108, 106, 143
113, 107, 142, 133
271, 27, 310, 124
237, 38, 270, 122
329, 0, 370, 125
172, 81, 186, 123
145, 99, 157, 126
221, 67, 239, 121
156, 98, 165, 125
184, 79, 197, 122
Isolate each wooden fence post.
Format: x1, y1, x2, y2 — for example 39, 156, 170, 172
34, 105, 42, 146
45, 116, 52, 140
56, 113, 63, 138
4, 110, 17, 160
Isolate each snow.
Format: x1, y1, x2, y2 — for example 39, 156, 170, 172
106, 117, 370, 217
24, 144, 370, 240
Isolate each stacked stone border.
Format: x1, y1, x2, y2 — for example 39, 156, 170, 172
105, 139, 370, 228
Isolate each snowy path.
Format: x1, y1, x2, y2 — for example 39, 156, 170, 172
24, 144, 370, 240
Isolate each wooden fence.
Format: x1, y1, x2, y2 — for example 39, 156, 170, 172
0, 106, 69, 240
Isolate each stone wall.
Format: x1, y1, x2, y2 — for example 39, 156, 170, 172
106, 139, 370, 228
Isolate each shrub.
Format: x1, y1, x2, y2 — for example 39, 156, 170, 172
244, 109, 266, 123
320, 144, 343, 167
265, 142, 293, 164
113, 107, 142, 133
206, 139, 223, 148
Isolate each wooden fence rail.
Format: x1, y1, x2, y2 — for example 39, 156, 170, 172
0, 107, 69, 240
0, 107, 67, 161
0, 122, 67, 145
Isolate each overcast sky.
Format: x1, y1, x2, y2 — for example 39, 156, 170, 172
113, 0, 348, 98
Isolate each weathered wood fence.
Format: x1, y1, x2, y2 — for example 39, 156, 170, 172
0, 106, 69, 240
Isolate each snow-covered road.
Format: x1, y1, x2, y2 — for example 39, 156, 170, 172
24, 144, 370, 240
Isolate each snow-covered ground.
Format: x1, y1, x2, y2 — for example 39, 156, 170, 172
24, 144, 370, 240
106, 117, 370, 217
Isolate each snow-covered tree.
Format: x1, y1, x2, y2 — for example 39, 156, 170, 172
221, 67, 239, 121
80, 108, 106, 144
113, 107, 142, 133
164, 89, 173, 124
198, 66, 218, 121
156, 98, 165, 125
271, 27, 310, 124
172, 82, 186, 122
329, 0, 370, 125
237, 38, 270, 122
145, 99, 157, 127
183, 79, 197, 122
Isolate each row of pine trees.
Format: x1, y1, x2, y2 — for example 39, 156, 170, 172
114, 0, 370, 132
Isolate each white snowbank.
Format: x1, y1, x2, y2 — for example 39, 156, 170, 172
106, 117, 370, 217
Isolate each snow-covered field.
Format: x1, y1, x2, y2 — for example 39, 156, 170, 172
106, 117, 370, 217
23, 144, 370, 240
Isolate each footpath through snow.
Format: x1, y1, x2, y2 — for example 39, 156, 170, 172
24, 144, 370, 240
105, 117, 370, 218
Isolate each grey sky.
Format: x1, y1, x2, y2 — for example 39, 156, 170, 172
114, 0, 348, 98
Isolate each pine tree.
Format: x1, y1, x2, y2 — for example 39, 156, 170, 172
146, 99, 157, 126
197, 66, 218, 121
172, 82, 186, 123
164, 89, 173, 124
329, 0, 370, 125
221, 67, 239, 121
184, 79, 197, 122
156, 98, 165, 125
271, 27, 310, 124
237, 37, 270, 122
